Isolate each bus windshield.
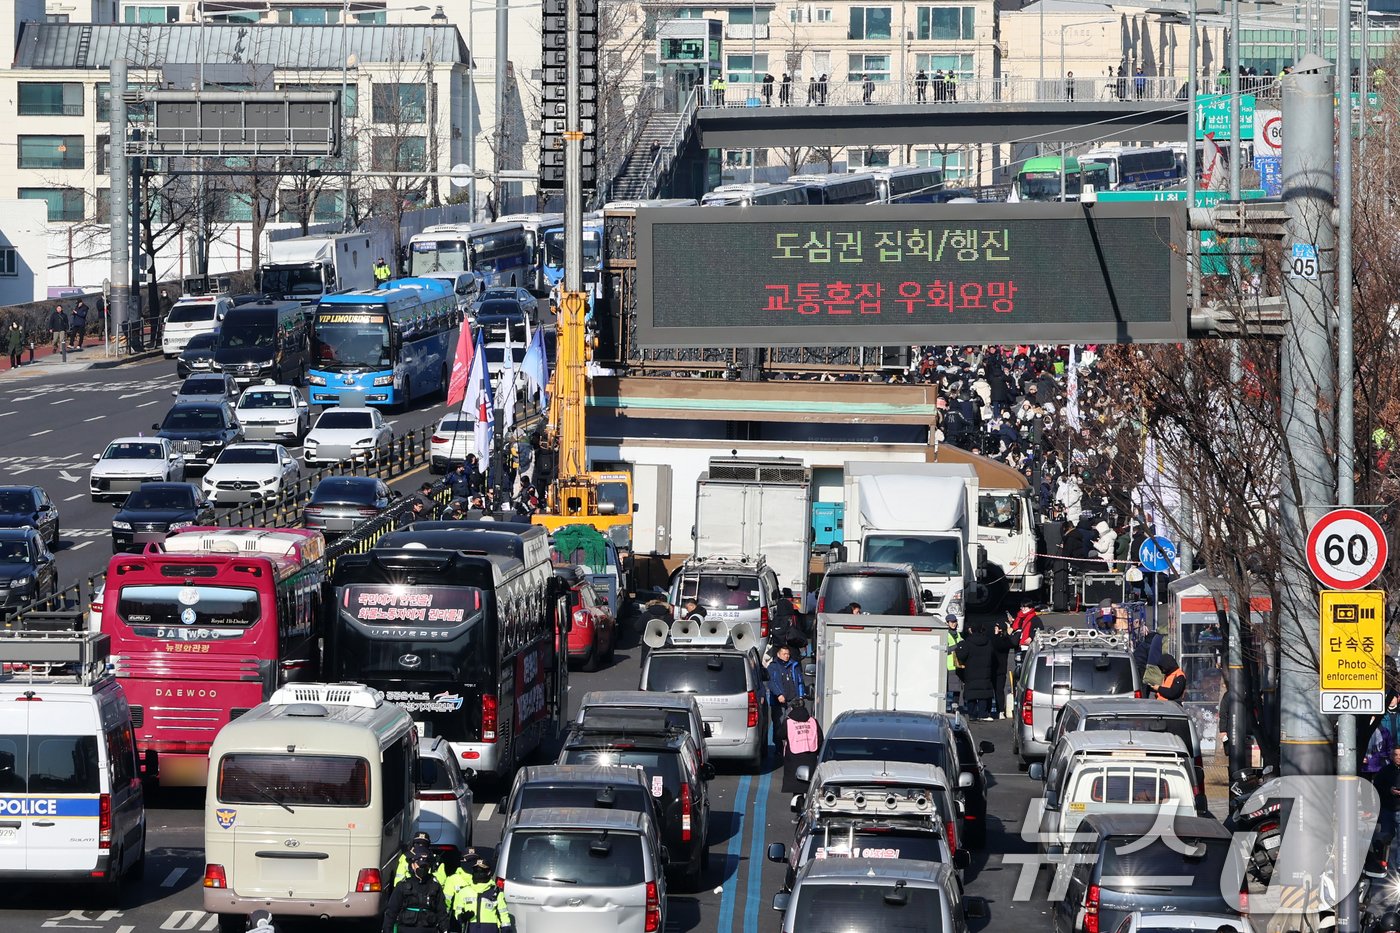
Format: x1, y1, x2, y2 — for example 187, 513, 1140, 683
117, 583, 261, 640
543, 230, 601, 270
312, 310, 391, 370
1019, 172, 1080, 201
261, 266, 325, 297
410, 239, 468, 275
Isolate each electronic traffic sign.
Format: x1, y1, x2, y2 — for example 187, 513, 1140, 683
635, 204, 1188, 349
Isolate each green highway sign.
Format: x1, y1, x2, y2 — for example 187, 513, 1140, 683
1196, 94, 1255, 140
1100, 189, 1266, 275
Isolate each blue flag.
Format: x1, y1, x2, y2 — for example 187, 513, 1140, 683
522, 327, 549, 408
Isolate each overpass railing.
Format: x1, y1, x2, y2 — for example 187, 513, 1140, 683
700, 75, 1281, 108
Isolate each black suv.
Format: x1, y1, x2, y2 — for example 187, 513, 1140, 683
0, 484, 60, 548
557, 705, 715, 890
111, 482, 215, 553
153, 401, 242, 470
0, 527, 58, 615
816, 562, 929, 616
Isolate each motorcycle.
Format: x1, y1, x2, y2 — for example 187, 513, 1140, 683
1225, 766, 1286, 885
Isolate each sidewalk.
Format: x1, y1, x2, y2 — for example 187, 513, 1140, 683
0, 334, 162, 379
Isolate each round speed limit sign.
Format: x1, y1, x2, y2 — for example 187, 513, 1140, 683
1306, 508, 1389, 590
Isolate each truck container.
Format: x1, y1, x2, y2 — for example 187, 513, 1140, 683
693, 457, 813, 597
258, 233, 377, 307
812, 611, 949, 730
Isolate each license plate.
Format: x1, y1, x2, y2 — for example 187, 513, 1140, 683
414, 721, 427, 737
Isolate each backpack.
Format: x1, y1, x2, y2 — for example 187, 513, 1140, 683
1365, 724, 1394, 773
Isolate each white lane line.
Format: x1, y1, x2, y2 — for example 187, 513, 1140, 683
137, 400, 160, 408
50, 397, 75, 405
65, 493, 84, 501
478, 803, 495, 822
84, 415, 104, 422
161, 867, 186, 888
30, 429, 51, 437
70, 541, 92, 551
118, 391, 146, 399
0, 411, 14, 417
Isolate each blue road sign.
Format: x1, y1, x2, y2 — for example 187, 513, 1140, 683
1254, 156, 1282, 196
1139, 536, 1178, 574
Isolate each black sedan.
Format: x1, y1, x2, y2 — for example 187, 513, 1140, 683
112, 482, 216, 553
176, 331, 220, 379
0, 527, 58, 614
302, 476, 395, 537
473, 299, 530, 341
0, 485, 59, 548
153, 401, 242, 470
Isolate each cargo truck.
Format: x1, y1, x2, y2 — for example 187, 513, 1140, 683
836, 462, 981, 619
693, 457, 813, 598
257, 233, 377, 307
812, 611, 949, 729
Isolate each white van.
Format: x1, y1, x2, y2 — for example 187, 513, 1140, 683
0, 631, 145, 892
1029, 730, 1196, 860
203, 682, 418, 931
162, 295, 232, 357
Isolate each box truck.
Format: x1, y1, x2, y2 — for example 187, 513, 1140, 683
812, 612, 949, 729
693, 457, 813, 598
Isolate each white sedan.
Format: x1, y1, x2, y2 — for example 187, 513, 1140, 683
234, 383, 311, 444
429, 414, 476, 474
303, 407, 395, 468
90, 437, 186, 502
201, 442, 302, 505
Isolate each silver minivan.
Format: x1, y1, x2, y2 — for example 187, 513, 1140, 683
499, 807, 667, 933
576, 690, 709, 766
639, 646, 766, 772
1013, 629, 1139, 766
773, 858, 985, 933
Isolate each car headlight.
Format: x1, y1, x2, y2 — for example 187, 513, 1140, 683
354, 438, 375, 447
372, 374, 395, 386
8, 577, 34, 590
948, 592, 964, 615
168, 521, 194, 531
304, 437, 319, 446
112, 521, 132, 531
278, 415, 300, 424
307, 374, 326, 386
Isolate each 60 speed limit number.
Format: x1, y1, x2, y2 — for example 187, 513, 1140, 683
1306, 508, 1389, 590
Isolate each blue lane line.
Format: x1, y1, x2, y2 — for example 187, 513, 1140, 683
742, 761, 776, 933
715, 772, 752, 933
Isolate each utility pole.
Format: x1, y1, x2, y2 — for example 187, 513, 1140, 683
1277, 55, 1337, 781
495, 0, 509, 214
109, 59, 131, 354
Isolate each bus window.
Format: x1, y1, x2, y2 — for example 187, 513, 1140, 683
218, 753, 371, 807
597, 482, 630, 516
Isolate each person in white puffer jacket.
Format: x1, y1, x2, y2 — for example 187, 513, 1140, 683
1091, 519, 1118, 571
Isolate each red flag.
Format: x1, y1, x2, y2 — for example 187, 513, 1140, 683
445, 318, 474, 409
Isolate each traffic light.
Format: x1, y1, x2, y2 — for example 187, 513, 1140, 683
539, 0, 598, 190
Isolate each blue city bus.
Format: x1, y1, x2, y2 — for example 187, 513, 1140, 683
407, 222, 532, 289
306, 277, 457, 408
540, 218, 603, 302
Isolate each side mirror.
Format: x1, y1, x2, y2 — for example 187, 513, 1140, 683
699, 763, 716, 782
92, 452, 102, 460
958, 771, 974, 789
922, 589, 935, 601
790, 793, 805, 812
495, 798, 507, 815
151, 423, 160, 431
963, 896, 990, 920
979, 740, 996, 754
1028, 762, 1045, 781
171, 389, 179, 396
772, 892, 791, 913
954, 850, 971, 870
802, 661, 816, 678
702, 722, 713, 737
766, 842, 786, 862
794, 764, 811, 783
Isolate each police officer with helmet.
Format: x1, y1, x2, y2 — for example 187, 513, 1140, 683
449, 853, 513, 932
382, 841, 451, 933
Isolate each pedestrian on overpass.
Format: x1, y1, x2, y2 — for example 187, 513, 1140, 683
762, 72, 775, 105
807, 76, 817, 104
1135, 66, 1147, 99
1064, 71, 1075, 101
817, 74, 829, 104
710, 74, 726, 106
779, 72, 792, 105
945, 70, 958, 101
915, 69, 929, 103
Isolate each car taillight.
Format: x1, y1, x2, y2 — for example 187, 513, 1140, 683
418, 790, 459, 801
681, 782, 693, 843
760, 606, 769, 638
747, 690, 758, 728
303, 506, 322, 515
645, 881, 661, 933
98, 793, 111, 849
1239, 889, 1249, 913
1021, 689, 1034, 726
573, 609, 591, 628
946, 820, 957, 855
431, 435, 447, 444
203, 864, 228, 889
482, 693, 498, 742
356, 868, 383, 893
1084, 884, 1100, 933
1134, 689, 1143, 699
909, 598, 918, 615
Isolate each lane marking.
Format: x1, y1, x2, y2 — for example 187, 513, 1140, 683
479, 803, 495, 822
118, 391, 146, 399
742, 761, 776, 933
137, 400, 160, 408
31, 429, 51, 437
715, 772, 753, 933
0, 411, 14, 417
70, 541, 92, 551
65, 493, 84, 501
161, 867, 186, 887
84, 415, 104, 422
50, 397, 75, 405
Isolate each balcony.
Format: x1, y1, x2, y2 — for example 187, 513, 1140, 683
725, 23, 769, 39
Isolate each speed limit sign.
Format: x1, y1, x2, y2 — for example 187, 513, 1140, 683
1306, 508, 1389, 590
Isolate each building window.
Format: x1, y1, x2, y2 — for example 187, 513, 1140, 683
916, 52, 974, 81
371, 137, 427, 171
45, 13, 69, 22
289, 7, 330, 23
848, 148, 891, 168
816, 7, 832, 21
0, 247, 17, 277
916, 6, 974, 40
372, 84, 428, 124
278, 190, 344, 224
847, 54, 891, 81
729, 7, 770, 24
355, 10, 386, 22
812, 51, 830, 75
19, 188, 84, 222
917, 147, 968, 178
18, 82, 84, 116
97, 83, 150, 123
847, 6, 891, 40
19, 136, 85, 170
208, 10, 259, 22
123, 5, 178, 22
672, 7, 705, 16
727, 54, 770, 83
216, 191, 253, 223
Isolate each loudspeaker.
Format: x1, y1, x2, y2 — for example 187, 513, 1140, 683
670, 619, 697, 640
729, 622, 758, 654
644, 619, 671, 649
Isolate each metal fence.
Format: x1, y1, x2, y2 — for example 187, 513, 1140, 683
699, 75, 1280, 109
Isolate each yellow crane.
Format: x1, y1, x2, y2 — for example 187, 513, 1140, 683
531, 290, 633, 543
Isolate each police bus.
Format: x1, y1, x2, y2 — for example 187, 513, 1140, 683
326, 522, 563, 780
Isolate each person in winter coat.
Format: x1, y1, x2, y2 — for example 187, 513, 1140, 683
990, 620, 1012, 718
1149, 654, 1186, 702
5, 321, 24, 369
1055, 475, 1084, 523
767, 641, 806, 748
945, 614, 963, 707
1062, 516, 1092, 568
382, 843, 450, 933
48, 305, 68, 353
954, 622, 1015, 720
781, 699, 822, 792
70, 299, 89, 349
1091, 520, 1118, 571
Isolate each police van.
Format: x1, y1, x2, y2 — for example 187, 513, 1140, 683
203, 682, 418, 931
0, 630, 146, 890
